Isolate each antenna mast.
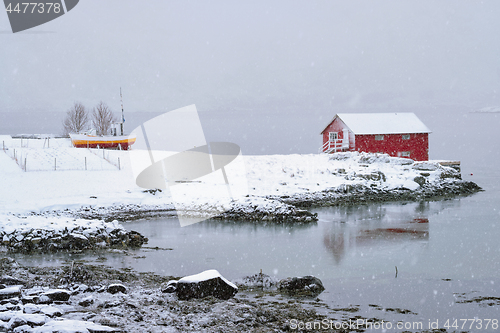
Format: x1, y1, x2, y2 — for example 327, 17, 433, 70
120, 87, 125, 136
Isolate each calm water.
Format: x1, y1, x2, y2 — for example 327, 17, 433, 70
8, 110, 500, 330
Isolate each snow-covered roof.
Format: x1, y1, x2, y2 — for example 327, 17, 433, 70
321, 113, 431, 135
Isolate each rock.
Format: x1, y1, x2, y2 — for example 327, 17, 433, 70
161, 280, 178, 293
23, 303, 40, 314
390, 157, 414, 165
78, 296, 94, 307
0, 275, 25, 286
176, 270, 238, 300
40, 289, 71, 303
359, 153, 391, 164
439, 168, 461, 180
412, 162, 439, 171
40, 305, 64, 317
21, 296, 39, 304
8, 314, 45, 330
102, 300, 122, 308
0, 286, 22, 300
73, 284, 90, 294
12, 324, 32, 332
107, 284, 127, 294
32, 319, 119, 333
413, 176, 427, 186
355, 171, 386, 182
7, 316, 27, 330
278, 276, 325, 296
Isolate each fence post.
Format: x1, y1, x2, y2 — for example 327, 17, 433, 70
118, 157, 120, 170
24, 157, 26, 172
54, 158, 56, 171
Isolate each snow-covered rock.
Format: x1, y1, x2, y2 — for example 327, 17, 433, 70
176, 269, 238, 300
278, 276, 325, 296
106, 284, 126, 295
0, 286, 22, 300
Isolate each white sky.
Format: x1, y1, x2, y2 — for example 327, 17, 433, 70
1, 1, 500, 153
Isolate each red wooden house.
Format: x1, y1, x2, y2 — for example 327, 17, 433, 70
320, 113, 431, 161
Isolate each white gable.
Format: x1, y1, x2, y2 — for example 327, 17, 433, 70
333, 113, 431, 135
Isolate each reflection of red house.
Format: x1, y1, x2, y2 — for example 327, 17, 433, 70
320, 113, 431, 161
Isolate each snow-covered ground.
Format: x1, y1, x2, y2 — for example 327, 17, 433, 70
0, 138, 475, 250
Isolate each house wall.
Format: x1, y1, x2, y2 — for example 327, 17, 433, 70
355, 133, 429, 161
321, 117, 355, 151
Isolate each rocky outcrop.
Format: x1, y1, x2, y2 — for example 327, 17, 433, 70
273, 180, 482, 208
1, 221, 148, 253
212, 198, 318, 223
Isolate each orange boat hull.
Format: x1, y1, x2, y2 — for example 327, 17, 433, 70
70, 134, 136, 149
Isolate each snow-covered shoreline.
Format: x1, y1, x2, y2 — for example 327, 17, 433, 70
1, 139, 482, 252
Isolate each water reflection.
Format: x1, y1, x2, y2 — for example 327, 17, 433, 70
314, 202, 436, 265
323, 217, 429, 264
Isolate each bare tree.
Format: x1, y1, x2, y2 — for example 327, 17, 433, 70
62, 102, 89, 136
92, 101, 116, 136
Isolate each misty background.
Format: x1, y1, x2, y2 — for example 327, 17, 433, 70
1, 1, 499, 156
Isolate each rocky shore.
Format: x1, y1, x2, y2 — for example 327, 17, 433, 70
0, 258, 370, 333
272, 178, 482, 208
1, 219, 148, 254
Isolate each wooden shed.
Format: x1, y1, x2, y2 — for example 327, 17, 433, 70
320, 113, 431, 161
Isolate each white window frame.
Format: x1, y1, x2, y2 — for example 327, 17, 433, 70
329, 132, 338, 141
401, 151, 411, 157
375, 135, 384, 141
402, 134, 410, 140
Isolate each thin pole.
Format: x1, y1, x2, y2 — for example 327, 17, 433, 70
118, 157, 120, 170
85, 157, 87, 170
54, 158, 56, 171
24, 157, 26, 172
120, 87, 125, 136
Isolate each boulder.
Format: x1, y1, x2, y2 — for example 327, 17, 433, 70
175, 270, 238, 300
107, 283, 127, 294
0, 286, 21, 300
39, 289, 71, 303
78, 296, 94, 307
0, 275, 25, 286
278, 276, 325, 296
